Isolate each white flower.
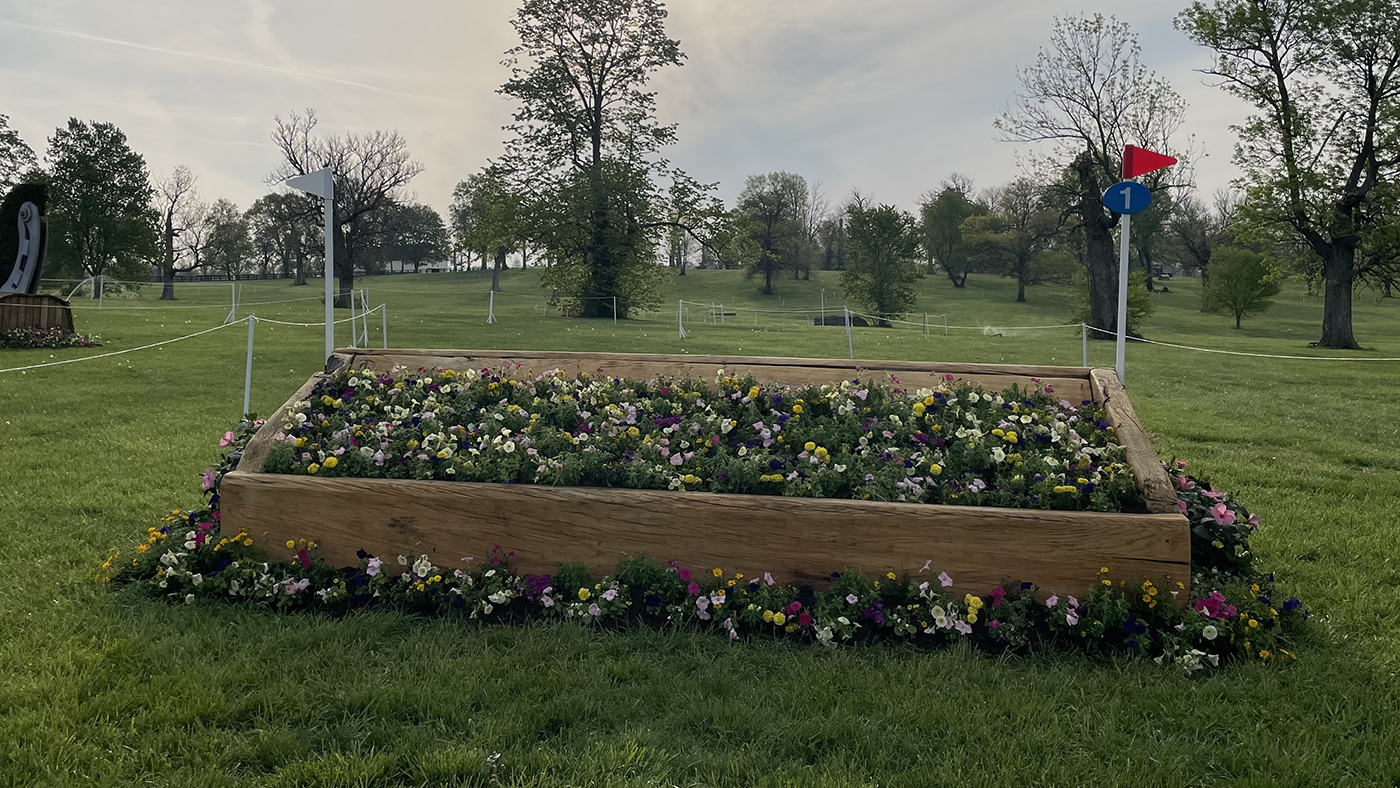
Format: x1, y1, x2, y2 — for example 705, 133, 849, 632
413, 556, 433, 576
834, 464, 847, 473
185, 594, 195, 604
190, 573, 203, 586
991, 447, 1006, 463
488, 591, 509, 605
502, 441, 516, 453
1202, 625, 1218, 641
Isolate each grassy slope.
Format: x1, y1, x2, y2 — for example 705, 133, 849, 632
1, 270, 1397, 787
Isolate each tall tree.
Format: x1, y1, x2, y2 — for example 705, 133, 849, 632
842, 204, 922, 325
920, 178, 987, 288
246, 191, 320, 285
1178, 0, 1400, 348
1167, 190, 1239, 279
270, 110, 423, 307
997, 15, 1188, 337
737, 171, 813, 295
152, 165, 202, 299
45, 118, 159, 290
0, 114, 36, 192
962, 178, 1069, 302
452, 169, 528, 292
498, 0, 715, 318
378, 202, 450, 273
204, 199, 253, 279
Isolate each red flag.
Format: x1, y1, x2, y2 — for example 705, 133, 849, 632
1122, 146, 1177, 179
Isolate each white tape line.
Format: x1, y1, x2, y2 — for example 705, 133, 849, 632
0, 318, 249, 374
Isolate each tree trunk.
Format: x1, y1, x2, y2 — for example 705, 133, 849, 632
492, 246, 505, 292
1016, 276, 1026, 303
1075, 152, 1119, 339
334, 225, 354, 308
161, 267, 176, 300
1235, 312, 1242, 329
160, 214, 177, 300
1318, 245, 1360, 349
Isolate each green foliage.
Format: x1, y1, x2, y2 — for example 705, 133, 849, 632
1201, 247, 1283, 328
919, 181, 986, 288
43, 118, 159, 285
961, 178, 1069, 302
0, 113, 36, 192
203, 199, 253, 278
1069, 267, 1153, 336
841, 204, 923, 324
737, 172, 814, 295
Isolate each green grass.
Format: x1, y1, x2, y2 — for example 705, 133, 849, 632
2, 270, 1398, 787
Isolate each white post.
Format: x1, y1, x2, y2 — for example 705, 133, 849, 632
487, 289, 496, 324
613, 296, 618, 326
98, 275, 103, 309
381, 303, 388, 348
821, 290, 825, 325
943, 314, 948, 336
348, 290, 358, 348
845, 307, 854, 360
323, 175, 334, 361
1082, 322, 1088, 367
924, 313, 929, 337
720, 303, 724, 326
243, 315, 255, 416
678, 300, 686, 339
1116, 213, 1131, 384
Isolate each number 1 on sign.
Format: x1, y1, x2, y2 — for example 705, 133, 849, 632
1120, 186, 1132, 211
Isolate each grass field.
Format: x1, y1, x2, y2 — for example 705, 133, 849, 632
2, 269, 1398, 787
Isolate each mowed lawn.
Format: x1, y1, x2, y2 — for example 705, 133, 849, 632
1, 269, 1398, 787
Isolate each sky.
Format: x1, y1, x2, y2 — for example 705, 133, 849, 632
0, 0, 1251, 218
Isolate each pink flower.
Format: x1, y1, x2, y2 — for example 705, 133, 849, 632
1045, 594, 1059, 608
988, 620, 1001, 629
297, 547, 310, 569
938, 572, 953, 587
920, 560, 932, 573
220, 431, 236, 447
989, 587, 1006, 607
687, 582, 700, 595
763, 572, 776, 586
953, 620, 972, 635
679, 568, 692, 581
366, 557, 382, 577
786, 601, 802, 615
670, 453, 684, 466
846, 594, 859, 605
602, 588, 618, 601
1174, 475, 1196, 491
1066, 611, 1079, 626
201, 470, 217, 491
588, 603, 601, 617
1177, 499, 1188, 515
1210, 503, 1236, 526
797, 612, 812, 626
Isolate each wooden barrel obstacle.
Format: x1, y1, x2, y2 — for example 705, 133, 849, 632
220, 350, 1189, 600
0, 293, 75, 333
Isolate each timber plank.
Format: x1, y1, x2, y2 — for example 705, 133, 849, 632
221, 471, 1190, 599
1090, 369, 1178, 514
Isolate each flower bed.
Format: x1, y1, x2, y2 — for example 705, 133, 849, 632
1, 326, 97, 349
106, 420, 1307, 671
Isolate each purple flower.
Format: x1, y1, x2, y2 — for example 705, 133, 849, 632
588, 603, 601, 617
366, 557, 382, 577
938, 572, 953, 587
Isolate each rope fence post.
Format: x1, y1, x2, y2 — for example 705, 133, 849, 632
243, 315, 255, 417
486, 289, 496, 324
720, 303, 725, 326
613, 296, 618, 326
98, 275, 104, 310
678, 299, 686, 339
1082, 323, 1088, 367
943, 314, 948, 336
381, 303, 388, 348
348, 292, 358, 348
924, 313, 929, 337
360, 290, 370, 346
845, 307, 854, 360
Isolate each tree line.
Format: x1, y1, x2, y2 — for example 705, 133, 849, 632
2, 0, 1397, 347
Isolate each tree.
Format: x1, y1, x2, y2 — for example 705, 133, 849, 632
0, 114, 36, 192
270, 110, 423, 307
1167, 190, 1239, 279
1178, 0, 1400, 349
962, 178, 1069, 302
842, 204, 922, 325
151, 165, 204, 299
204, 199, 253, 279
737, 172, 813, 295
1202, 247, 1283, 328
246, 191, 321, 285
452, 169, 528, 292
45, 118, 159, 290
376, 202, 450, 273
498, 0, 714, 318
920, 178, 987, 288
997, 14, 1188, 337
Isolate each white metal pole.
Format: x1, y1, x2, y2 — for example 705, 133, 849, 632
845, 307, 854, 360
361, 290, 370, 346
487, 289, 496, 324
821, 290, 825, 324
381, 303, 388, 348
924, 313, 929, 337
678, 300, 686, 339
98, 275, 103, 309
348, 290, 358, 348
720, 303, 724, 326
1116, 213, 1131, 384
1082, 322, 1088, 367
943, 314, 948, 336
613, 296, 618, 326
323, 172, 335, 362
243, 316, 255, 417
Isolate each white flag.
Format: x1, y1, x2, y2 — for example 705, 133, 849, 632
285, 167, 332, 199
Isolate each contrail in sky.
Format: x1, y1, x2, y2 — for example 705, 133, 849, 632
0, 17, 451, 103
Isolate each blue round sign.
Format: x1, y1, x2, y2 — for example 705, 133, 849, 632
1102, 181, 1152, 215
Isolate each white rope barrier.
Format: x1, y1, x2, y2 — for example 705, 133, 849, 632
1083, 325, 1400, 361
257, 304, 382, 328
0, 318, 249, 375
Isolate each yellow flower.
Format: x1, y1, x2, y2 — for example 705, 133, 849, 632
243, 538, 253, 546
324, 456, 338, 469
627, 426, 640, 438
578, 588, 591, 601
1077, 477, 1089, 485
966, 612, 978, 624
763, 610, 775, 622
1053, 485, 1076, 493
285, 540, 296, 549
712, 567, 723, 578
912, 402, 925, 416
886, 572, 897, 580
1248, 619, 1259, 628
136, 544, 149, 553
929, 463, 943, 476
991, 428, 1005, 437
307, 463, 320, 474
747, 386, 760, 399
1259, 649, 1271, 660
772, 612, 787, 626
1101, 567, 1109, 574
785, 623, 799, 633
407, 439, 419, 449
295, 437, 306, 448
805, 441, 816, 451
792, 404, 803, 414
1005, 431, 1018, 444
682, 474, 701, 485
